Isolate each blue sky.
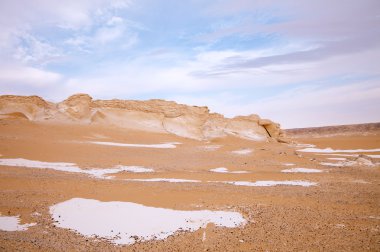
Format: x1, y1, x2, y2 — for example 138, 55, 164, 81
0, 0, 379, 128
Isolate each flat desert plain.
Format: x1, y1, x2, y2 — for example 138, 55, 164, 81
0, 119, 379, 251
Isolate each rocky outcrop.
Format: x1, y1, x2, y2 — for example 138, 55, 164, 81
0, 94, 286, 142
58, 93, 92, 121
0, 95, 51, 120
258, 119, 287, 142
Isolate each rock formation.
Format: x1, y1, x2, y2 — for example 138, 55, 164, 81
0, 94, 286, 142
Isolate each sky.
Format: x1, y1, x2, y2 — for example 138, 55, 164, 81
0, 0, 379, 128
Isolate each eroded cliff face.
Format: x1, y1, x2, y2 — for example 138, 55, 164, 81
0, 94, 286, 142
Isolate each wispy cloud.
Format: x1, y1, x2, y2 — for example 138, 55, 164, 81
13, 32, 63, 65
64, 16, 141, 52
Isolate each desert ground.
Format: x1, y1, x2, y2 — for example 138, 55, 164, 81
0, 118, 379, 251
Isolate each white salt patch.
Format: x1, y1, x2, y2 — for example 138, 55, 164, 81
202, 230, 206, 242
50, 198, 246, 245
165, 142, 182, 145
320, 162, 345, 167
90, 134, 109, 139
283, 163, 295, 166
368, 216, 380, 220
231, 149, 252, 155
352, 179, 370, 184
209, 167, 228, 173
298, 147, 380, 153
200, 145, 221, 151
0, 158, 83, 173
85, 166, 154, 179
327, 158, 347, 161
209, 167, 249, 174
0, 215, 36, 231
321, 157, 375, 167
0, 158, 154, 179
125, 178, 201, 183
89, 141, 179, 149
316, 154, 359, 157
116, 166, 154, 173
321, 161, 359, 167
230, 171, 249, 174
291, 143, 316, 148
281, 168, 323, 173
223, 180, 317, 187
369, 155, 380, 158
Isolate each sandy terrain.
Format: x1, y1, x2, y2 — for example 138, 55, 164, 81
0, 119, 379, 251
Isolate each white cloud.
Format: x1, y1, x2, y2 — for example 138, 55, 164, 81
0, 0, 134, 92
0, 64, 62, 88
0, 0, 133, 31
260, 84, 380, 129
0, 0, 134, 60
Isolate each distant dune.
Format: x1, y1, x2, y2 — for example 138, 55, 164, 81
285, 122, 380, 138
